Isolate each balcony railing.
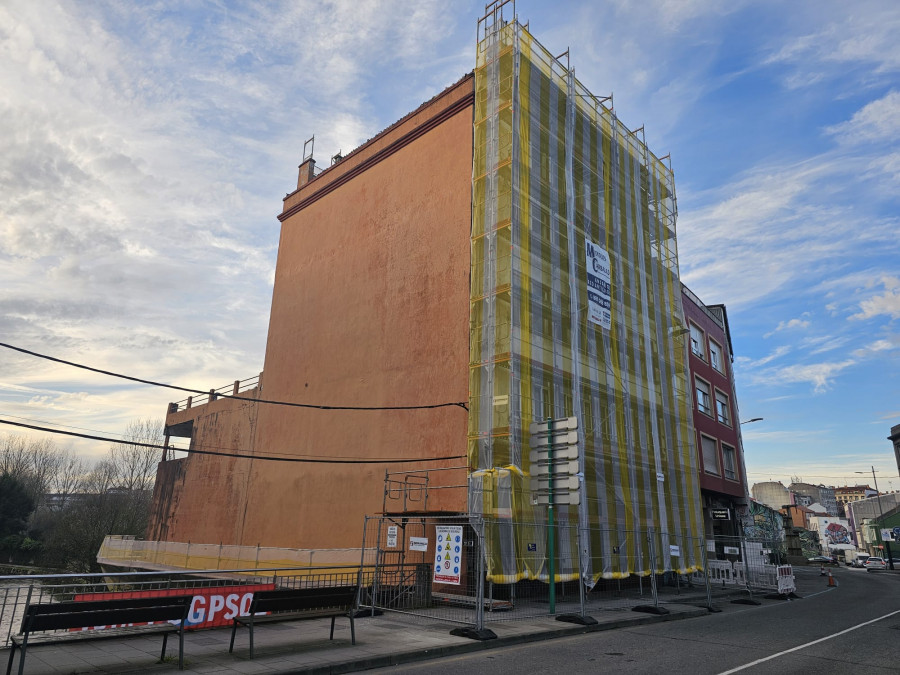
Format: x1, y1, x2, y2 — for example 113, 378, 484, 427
168, 374, 260, 413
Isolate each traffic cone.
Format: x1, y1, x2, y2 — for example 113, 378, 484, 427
827, 570, 836, 587
819, 565, 826, 576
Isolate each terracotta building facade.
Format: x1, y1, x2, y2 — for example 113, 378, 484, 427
137, 12, 711, 581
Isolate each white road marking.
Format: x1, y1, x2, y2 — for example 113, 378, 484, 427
716, 608, 900, 674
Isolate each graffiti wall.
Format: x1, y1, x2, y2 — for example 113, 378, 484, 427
798, 529, 820, 558
742, 500, 785, 542
810, 516, 854, 551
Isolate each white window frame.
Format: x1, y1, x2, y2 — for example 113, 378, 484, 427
709, 339, 723, 373
689, 323, 705, 360
722, 443, 737, 480
715, 389, 731, 426
695, 377, 712, 416
701, 435, 720, 476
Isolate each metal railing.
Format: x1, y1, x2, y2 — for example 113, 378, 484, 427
0, 565, 361, 648
168, 374, 260, 413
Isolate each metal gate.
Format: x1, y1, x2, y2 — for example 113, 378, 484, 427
359, 515, 484, 627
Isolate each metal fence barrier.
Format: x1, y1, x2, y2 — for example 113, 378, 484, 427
0, 565, 359, 649
359, 515, 793, 633
1, 526, 792, 647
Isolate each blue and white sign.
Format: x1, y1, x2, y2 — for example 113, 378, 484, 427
433, 525, 463, 585
585, 240, 611, 329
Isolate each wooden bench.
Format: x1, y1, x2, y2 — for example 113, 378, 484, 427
5, 595, 193, 675
228, 586, 357, 658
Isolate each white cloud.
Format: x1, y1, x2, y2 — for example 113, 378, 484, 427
806, 336, 850, 356
852, 335, 900, 359
764, 4, 900, 90
827, 90, 900, 144
746, 345, 792, 367
851, 276, 900, 320
0, 0, 469, 457
751, 359, 855, 393
764, 317, 810, 338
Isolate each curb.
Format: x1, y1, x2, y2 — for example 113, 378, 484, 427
275, 606, 708, 674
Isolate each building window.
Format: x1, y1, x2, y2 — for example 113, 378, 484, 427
690, 323, 705, 359
696, 378, 711, 415
709, 339, 723, 372
715, 390, 731, 426
701, 435, 719, 475
723, 444, 737, 480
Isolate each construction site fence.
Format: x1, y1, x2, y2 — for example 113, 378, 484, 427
358, 515, 791, 630
0, 565, 360, 649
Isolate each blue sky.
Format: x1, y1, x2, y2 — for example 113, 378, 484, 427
1, 0, 898, 491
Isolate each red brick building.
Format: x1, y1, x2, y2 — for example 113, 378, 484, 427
682, 285, 749, 537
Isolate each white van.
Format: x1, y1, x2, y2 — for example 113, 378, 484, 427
847, 552, 869, 567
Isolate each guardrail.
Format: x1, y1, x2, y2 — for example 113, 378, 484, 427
0, 565, 362, 648
168, 374, 260, 413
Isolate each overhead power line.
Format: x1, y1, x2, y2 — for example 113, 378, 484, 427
0, 342, 468, 411
0, 419, 467, 465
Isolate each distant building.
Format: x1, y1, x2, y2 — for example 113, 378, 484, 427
834, 484, 876, 515
789, 482, 839, 517
682, 285, 749, 538
845, 493, 900, 551
889, 423, 900, 478
808, 515, 854, 555
783, 503, 816, 531
751, 481, 791, 511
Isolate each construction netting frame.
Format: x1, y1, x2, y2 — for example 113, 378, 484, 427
468, 5, 704, 584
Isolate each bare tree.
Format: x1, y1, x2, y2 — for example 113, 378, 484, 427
106, 419, 163, 492
35, 419, 163, 571
0, 434, 69, 501
46, 451, 88, 511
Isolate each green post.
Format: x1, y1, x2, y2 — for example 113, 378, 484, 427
548, 417, 556, 614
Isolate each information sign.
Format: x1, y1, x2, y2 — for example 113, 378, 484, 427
433, 525, 463, 585
585, 240, 612, 329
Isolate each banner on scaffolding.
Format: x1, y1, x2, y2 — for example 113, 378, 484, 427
585, 240, 612, 329
433, 525, 463, 585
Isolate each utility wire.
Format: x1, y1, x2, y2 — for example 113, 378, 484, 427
0, 413, 139, 442
0, 342, 468, 411
0, 411, 450, 461
0, 419, 467, 465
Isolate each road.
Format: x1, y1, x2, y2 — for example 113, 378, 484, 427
375, 566, 900, 674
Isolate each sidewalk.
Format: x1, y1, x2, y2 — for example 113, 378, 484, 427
3, 601, 710, 675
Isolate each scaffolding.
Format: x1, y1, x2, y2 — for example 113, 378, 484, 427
468, 3, 702, 583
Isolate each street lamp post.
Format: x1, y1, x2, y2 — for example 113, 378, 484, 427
856, 467, 894, 570
741, 418, 763, 425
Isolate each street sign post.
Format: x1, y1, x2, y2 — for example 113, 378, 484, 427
529, 416, 580, 613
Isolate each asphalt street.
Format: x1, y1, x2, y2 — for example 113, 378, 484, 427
377, 566, 900, 674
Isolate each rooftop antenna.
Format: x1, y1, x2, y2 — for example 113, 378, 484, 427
302, 136, 315, 163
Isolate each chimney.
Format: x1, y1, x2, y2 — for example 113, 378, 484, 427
298, 157, 316, 189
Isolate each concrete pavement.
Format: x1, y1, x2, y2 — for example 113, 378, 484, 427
7, 566, 863, 675
4, 600, 711, 675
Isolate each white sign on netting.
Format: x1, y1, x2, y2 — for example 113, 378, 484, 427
585, 240, 611, 329
433, 525, 463, 585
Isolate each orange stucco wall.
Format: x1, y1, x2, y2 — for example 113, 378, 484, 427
147, 391, 259, 544
148, 75, 475, 551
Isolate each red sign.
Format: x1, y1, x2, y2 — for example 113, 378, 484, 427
73, 584, 275, 631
